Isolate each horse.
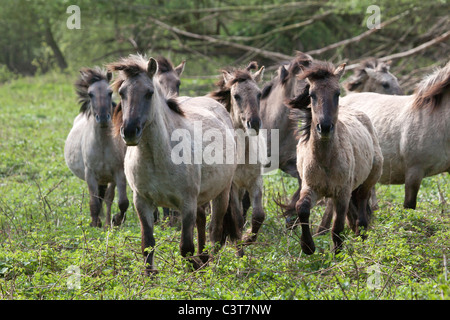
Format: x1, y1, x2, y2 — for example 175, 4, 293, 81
317, 58, 403, 234
287, 61, 383, 254
64, 67, 129, 228
343, 58, 403, 95
259, 52, 313, 226
155, 56, 185, 96
209, 61, 266, 244
154, 56, 186, 223
108, 54, 240, 272
338, 60, 450, 210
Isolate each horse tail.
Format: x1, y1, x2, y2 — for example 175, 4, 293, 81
221, 185, 244, 244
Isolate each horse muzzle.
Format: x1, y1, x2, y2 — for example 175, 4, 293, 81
316, 122, 334, 138
246, 117, 262, 135
95, 113, 112, 128
120, 123, 143, 146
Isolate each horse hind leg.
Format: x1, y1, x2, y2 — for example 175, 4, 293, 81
404, 167, 424, 209
211, 184, 243, 254
196, 204, 209, 264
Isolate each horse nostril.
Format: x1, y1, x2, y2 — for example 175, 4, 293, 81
107, 114, 111, 121
317, 123, 334, 135
316, 124, 321, 133
95, 114, 101, 123
135, 126, 142, 137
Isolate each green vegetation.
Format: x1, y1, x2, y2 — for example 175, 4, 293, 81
0, 73, 449, 300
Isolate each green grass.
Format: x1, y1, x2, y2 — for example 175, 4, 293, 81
0, 73, 449, 300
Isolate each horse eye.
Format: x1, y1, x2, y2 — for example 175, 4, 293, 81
310, 92, 317, 100
382, 82, 390, 89
233, 94, 241, 101
88, 92, 94, 98
145, 91, 153, 100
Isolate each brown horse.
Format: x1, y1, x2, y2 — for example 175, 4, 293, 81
343, 58, 403, 95
287, 61, 383, 254
108, 54, 239, 272
64, 67, 129, 227
339, 60, 450, 209
209, 61, 266, 244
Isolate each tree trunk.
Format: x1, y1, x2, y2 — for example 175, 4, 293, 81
44, 19, 68, 71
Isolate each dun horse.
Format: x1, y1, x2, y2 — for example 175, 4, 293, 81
209, 61, 266, 244
287, 61, 383, 254
64, 67, 129, 227
108, 54, 239, 272
343, 58, 403, 95
259, 52, 313, 225
339, 60, 450, 209
155, 56, 185, 96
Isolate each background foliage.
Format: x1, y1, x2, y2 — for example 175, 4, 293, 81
0, 0, 449, 301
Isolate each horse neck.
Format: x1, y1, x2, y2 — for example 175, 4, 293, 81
308, 123, 338, 166
87, 114, 113, 144
140, 91, 175, 161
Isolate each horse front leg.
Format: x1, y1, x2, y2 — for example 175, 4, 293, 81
133, 192, 156, 275
316, 198, 334, 235
180, 201, 203, 270
104, 182, 115, 228
296, 187, 317, 255
112, 172, 129, 226
331, 193, 350, 253
243, 177, 265, 244
86, 172, 102, 228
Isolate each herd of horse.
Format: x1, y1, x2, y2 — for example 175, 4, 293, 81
64, 52, 450, 273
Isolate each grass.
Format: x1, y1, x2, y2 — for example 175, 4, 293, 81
0, 73, 449, 300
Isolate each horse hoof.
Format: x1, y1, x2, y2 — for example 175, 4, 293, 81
90, 219, 102, 228
112, 213, 126, 226
301, 242, 315, 255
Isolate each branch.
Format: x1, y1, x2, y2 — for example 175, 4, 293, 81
305, 9, 413, 56
345, 30, 450, 70
223, 10, 333, 42
148, 16, 293, 61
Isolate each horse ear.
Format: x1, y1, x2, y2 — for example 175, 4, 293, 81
334, 63, 346, 79
106, 71, 113, 82
222, 70, 234, 83
344, 77, 362, 91
175, 60, 186, 76
253, 66, 265, 83
279, 65, 289, 84
364, 67, 378, 79
147, 57, 158, 79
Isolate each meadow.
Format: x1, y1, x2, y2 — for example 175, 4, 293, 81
0, 72, 449, 300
